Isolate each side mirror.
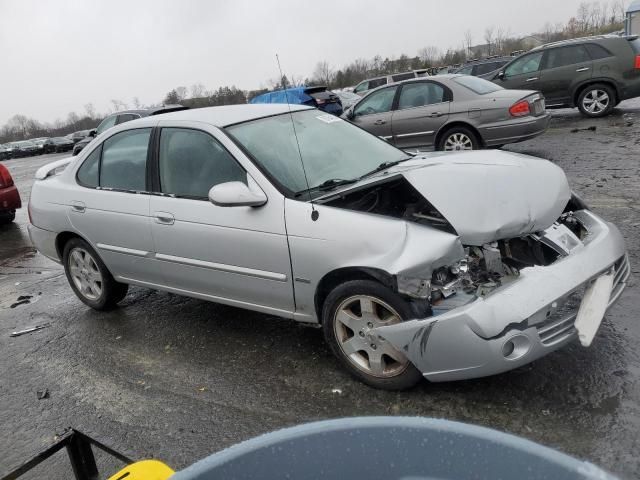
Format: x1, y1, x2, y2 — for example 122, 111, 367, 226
496, 71, 505, 80
88, 129, 97, 138
208, 181, 267, 208
347, 108, 356, 120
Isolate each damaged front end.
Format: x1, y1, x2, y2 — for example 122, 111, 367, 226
376, 209, 628, 382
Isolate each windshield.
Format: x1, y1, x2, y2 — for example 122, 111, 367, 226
226, 110, 406, 196
453, 75, 503, 94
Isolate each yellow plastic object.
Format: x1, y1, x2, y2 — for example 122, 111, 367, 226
108, 459, 175, 480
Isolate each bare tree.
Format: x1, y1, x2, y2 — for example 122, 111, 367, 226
313, 61, 334, 85
110, 99, 127, 112
463, 31, 473, 58
577, 2, 590, 31
610, 0, 626, 23
131, 97, 142, 109
84, 103, 96, 119
174, 86, 188, 101
484, 26, 495, 55
418, 46, 440, 66
190, 83, 206, 98
494, 27, 510, 55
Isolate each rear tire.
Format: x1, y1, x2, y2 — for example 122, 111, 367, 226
577, 84, 615, 118
0, 212, 15, 224
62, 237, 128, 310
437, 126, 480, 151
322, 280, 423, 390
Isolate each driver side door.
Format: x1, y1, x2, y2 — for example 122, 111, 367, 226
350, 86, 398, 141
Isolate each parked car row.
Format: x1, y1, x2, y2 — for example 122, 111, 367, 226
1, 136, 78, 160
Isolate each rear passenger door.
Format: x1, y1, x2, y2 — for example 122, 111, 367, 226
538, 45, 593, 105
70, 128, 160, 284
350, 86, 398, 141
391, 81, 450, 149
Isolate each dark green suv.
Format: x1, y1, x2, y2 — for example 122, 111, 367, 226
489, 35, 640, 117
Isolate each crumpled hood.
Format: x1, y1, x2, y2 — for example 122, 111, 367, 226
393, 151, 571, 245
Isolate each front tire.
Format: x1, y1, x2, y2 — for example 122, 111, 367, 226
577, 84, 615, 118
322, 280, 423, 390
437, 126, 480, 151
0, 212, 15, 224
63, 238, 128, 310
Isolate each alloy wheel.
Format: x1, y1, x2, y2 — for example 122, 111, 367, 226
444, 133, 474, 151
68, 247, 103, 301
582, 89, 610, 114
333, 295, 409, 378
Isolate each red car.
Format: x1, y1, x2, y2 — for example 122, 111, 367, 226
0, 164, 21, 224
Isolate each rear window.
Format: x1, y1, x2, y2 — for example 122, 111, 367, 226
453, 75, 503, 94
391, 72, 416, 82
368, 78, 387, 89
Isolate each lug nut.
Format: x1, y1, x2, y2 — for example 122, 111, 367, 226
359, 331, 365, 337
367, 322, 373, 328
370, 344, 377, 350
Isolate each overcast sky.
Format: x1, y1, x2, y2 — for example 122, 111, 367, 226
0, 0, 591, 125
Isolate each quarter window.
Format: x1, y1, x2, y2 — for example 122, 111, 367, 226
585, 43, 613, 59
354, 87, 398, 116
100, 129, 151, 191
398, 82, 445, 109
77, 145, 101, 187
116, 113, 139, 124
158, 128, 246, 198
504, 52, 543, 77
544, 45, 590, 69
354, 82, 369, 94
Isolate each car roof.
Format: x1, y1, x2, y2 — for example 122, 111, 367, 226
150, 103, 311, 127
533, 34, 628, 50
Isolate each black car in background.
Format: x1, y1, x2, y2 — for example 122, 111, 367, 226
70, 130, 91, 144
34, 137, 74, 154
490, 35, 640, 117
0, 144, 12, 160
72, 105, 188, 155
10, 141, 40, 158
454, 56, 515, 77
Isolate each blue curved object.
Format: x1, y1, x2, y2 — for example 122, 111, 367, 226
170, 417, 617, 480
249, 87, 313, 106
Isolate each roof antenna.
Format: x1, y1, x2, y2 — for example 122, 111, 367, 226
276, 54, 319, 221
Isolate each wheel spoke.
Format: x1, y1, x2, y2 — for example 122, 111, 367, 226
336, 309, 361, 331
359, 298, 376, 317
368, 350, 385, 376
380, 342, 407, 364
341, 337, 364, 356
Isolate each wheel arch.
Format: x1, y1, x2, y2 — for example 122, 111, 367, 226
572, 80, 619, 107
55, 231, 93, 260
435, 121, 483, 149
314, 267, 396, 321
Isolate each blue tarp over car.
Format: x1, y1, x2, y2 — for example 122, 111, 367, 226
249, 87, 315, 105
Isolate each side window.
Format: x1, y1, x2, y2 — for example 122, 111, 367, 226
544, 45, 590, 69
95, 114, 118, 135
354, 82, 369, 94
116, 113, 139, 125
398, 83, 446, 110
77, 145, 101, 187
100, 129, 151, 191
504, 52, 543, 77
368, 78, 388, 89
354, 87, 397, 116
158, 128, 246, 198
457, 65, 473, 75
391, 72, 416, 82
585, 43, 613, 60
475, 62, 501, 76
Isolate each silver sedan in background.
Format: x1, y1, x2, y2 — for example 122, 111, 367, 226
342, 74, 549, 151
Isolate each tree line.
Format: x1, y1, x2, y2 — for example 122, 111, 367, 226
0, 0, 628, 143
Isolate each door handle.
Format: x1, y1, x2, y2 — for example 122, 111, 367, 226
154, 212, 175, 225
525, 77, 539, 82
575, 67, 590, 72
429, 112, 444, 118
374, 119, 386, 125
70, 201, 85, 213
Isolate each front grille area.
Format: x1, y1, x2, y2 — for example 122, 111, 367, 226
535, 255, 629, 346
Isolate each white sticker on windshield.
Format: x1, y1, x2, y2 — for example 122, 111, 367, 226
316, 114, 341, 124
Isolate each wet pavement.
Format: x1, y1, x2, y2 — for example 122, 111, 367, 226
1, 101, 639, 479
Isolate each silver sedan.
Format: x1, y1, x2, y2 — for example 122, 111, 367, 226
28, 104, 628, 390
342, 74, 550, 151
